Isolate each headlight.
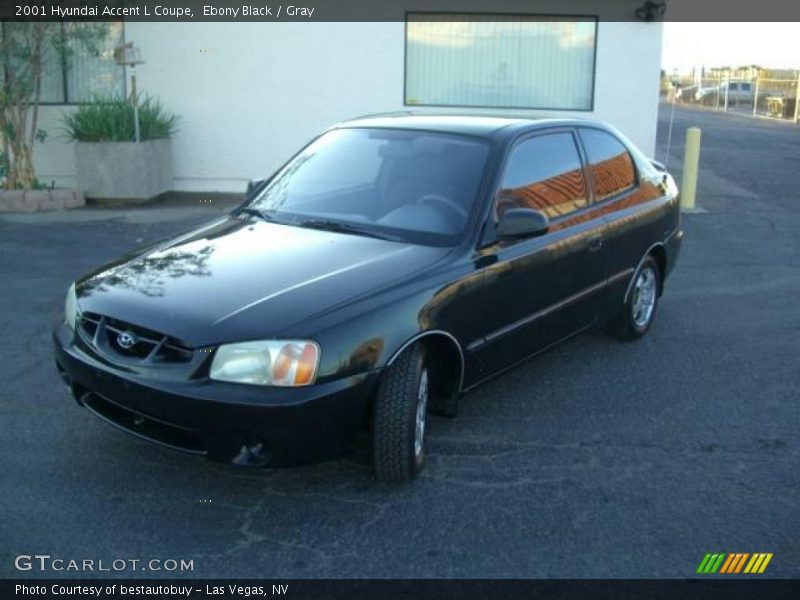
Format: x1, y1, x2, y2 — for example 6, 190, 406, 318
64, 283, 78, 331
209, 340, 320, 387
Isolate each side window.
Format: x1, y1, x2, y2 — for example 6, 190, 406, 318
495, 133, 587, 220
579, 128, 637, 201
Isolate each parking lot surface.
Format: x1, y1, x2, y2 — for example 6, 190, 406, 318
1, 105, 798, 578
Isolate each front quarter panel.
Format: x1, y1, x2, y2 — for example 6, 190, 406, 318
282, 255, 484, 387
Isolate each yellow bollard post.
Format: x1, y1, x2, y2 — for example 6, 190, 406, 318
680, 127, 702, 212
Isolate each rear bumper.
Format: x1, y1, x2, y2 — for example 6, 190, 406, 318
53, 325, 379, 466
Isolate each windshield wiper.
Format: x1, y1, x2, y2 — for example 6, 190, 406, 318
236, 207, 275, 221
297, 219, 391, 240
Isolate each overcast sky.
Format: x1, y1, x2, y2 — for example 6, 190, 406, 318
662, 23, 800, 72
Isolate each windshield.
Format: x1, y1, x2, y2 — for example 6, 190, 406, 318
247, 128, 490, 245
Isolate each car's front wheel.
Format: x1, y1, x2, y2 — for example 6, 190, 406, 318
372, 343, 429, 482
609, 255, 661, 341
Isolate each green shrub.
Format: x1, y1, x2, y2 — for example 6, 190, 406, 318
62, 96, 178, 142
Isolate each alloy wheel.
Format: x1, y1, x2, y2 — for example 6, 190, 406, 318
631, 266, 657, 327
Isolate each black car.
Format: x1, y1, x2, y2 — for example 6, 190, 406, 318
54, 114, 682, 482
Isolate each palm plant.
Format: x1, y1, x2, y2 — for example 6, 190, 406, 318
62, 96, 178, 142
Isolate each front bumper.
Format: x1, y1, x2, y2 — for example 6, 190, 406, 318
53, 325, 379, 466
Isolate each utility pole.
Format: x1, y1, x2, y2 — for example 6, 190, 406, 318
753, 77, 760, 117
724, 69, 730, 112
130, 64, 140, 142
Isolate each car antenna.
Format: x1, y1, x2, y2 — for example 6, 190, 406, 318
664, 97, 677, 170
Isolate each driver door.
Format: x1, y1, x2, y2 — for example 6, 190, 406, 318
470, 129, 610, 379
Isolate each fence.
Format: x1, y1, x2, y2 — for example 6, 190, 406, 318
669, 74, 800, 123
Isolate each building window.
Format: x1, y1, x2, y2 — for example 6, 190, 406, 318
496, 132, 588, 220
579, 128, 637, 201
405, 14, 597, 111
4, 22, 126, 104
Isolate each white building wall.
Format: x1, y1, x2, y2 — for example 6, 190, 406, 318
33, 21, 662, 193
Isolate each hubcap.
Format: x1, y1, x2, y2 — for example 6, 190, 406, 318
631, 266, 657, 327
414, 369, 429, 459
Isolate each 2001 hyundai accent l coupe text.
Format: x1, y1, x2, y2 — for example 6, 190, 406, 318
54, 114, 682, 482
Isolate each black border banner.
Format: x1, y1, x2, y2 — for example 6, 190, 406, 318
4, 579, 800, 600
4, 0, 800, 21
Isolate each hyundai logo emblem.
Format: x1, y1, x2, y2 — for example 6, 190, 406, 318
117, 331, 138, 349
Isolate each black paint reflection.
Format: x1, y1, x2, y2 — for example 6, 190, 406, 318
81, 245, 214, 298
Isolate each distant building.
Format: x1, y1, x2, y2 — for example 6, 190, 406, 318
705, 66, 798, 82
707, 66, 762, 81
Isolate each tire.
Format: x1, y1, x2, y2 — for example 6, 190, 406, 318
372, 343, 430, 482
609, 255, 661, 341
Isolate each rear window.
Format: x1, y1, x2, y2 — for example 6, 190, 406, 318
579, 128, 636, 201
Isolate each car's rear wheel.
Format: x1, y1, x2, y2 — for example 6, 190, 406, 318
372, 344, 429, 482
609, 255, 660, 341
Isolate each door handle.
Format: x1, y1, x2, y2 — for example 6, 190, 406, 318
588, 235, 603, 252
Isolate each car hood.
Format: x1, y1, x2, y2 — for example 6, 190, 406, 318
76, 216, 450, 346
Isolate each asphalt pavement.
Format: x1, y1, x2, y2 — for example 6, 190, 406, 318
1, 105, 798, 578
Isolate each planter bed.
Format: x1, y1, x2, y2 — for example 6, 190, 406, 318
0, 189, 85, 213
76, 139, 173, 203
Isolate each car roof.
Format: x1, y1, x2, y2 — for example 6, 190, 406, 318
331, 111, 605, 141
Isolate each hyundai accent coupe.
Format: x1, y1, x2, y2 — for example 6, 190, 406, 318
54, 114, 682, 482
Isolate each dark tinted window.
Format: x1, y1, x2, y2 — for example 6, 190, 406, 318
579, 128, 636, 201
495, 132, 587, 219
741, 82, 751, 91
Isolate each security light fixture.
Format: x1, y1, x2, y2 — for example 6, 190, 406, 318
635, 1, 666, 21
113, 43, 144, 67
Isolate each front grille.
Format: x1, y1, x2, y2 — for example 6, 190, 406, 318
79, 312, 194, 364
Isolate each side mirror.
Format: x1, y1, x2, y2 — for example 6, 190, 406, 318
497, 208, 549, 239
